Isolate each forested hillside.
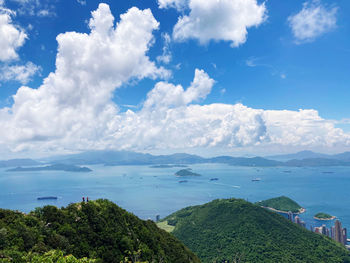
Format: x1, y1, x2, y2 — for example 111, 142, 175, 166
160, 198, 350, 263
0, 199, 199, 263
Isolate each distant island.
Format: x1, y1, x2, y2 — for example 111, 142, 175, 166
314, 212, 336, 220
37, 196, 58, 200
6, 164, 92, 173
150, 164, 188, 168
256, 196, 305, 214
175, 169, 201, 177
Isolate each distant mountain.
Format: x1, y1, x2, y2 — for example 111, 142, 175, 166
0, 158, 40, 168
267, 150, 330, 161
207, 156, 282, 166
47, 150, 282, 167
158, 198, 350, 263
47, 151, 206, 166
6, 164, 92, 173
331, 151, 350, 162
285, 158, 350, 167
33, 150, 350, 168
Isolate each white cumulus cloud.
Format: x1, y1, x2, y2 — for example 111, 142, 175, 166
167, 0, 267, 47
0, 62, 41, 84
0, 10, 27, 61
0, 3, 169, 153
158, 0, 187, 10
288, 0, 337, 43
156, 33, 172, 64
0, 3, 349, 157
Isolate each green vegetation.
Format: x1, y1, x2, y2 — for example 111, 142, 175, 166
156, 221, 175, 233
314, 212, 334, 220
175, 169, 200, 177
0, 199, 199, 263
255, 196, 303, 213
160, 198, 350, 263
2, 250, 97, 262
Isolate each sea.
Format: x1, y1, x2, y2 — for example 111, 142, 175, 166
0, 164, 349, 231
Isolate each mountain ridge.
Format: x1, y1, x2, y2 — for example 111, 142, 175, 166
3, 150, 350, 168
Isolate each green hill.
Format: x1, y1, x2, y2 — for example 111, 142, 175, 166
158, 198, 350, 263
314, 212, 335, 220
255, 196, 303, 213
0, 199, 199, 263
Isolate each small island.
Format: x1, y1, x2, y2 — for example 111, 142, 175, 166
256, 196, 305, 214
175, 169, 201, 177
150, 164, 188, 168
6, 164, 92, 173
314, 212, 336, 220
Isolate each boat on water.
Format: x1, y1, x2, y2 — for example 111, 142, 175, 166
179, 180, 188, 183
210, 178, 219, 181
37, 196, 58, 200
251, 178, 261, 182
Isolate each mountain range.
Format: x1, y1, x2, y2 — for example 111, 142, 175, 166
2, 150, 350, 168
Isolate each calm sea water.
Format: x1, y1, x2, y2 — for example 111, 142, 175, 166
0, 164, 349, 231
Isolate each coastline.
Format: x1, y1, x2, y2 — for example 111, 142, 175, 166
263, 206, 306, 215
314, 216, 336, 221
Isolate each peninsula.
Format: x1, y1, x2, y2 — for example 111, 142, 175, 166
314, 212, 336, 220
256, 196, 305, 214
6, 164, 92, 173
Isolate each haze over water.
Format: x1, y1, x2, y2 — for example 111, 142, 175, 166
0, 164, 349, 231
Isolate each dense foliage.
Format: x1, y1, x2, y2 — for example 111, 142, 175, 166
0, 199, 199, 263
255, 196, 302, 213
161, 198, 350, 263
314, 212, 333, 219
0, 250, 96, 262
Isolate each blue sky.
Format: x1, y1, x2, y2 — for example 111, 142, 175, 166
0, 0, 350, 158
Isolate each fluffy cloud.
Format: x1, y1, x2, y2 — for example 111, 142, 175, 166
0, 3, 349, 157
0, 3, 169, 152
144, 69, 214, 109
288, 0, 337, 43
108, 84, 350, 151
76, 0, 86, 6
167, 0, 267, 47
158, 0, 187, 10
8, 0, 56, 17
0, 10, 27, 61
156, 33, 172, 64
0, 62, 41, 84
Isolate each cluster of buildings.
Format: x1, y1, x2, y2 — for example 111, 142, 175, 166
313, 220, 348, 246
286, 211, 349, 250
287, 211, 306, 228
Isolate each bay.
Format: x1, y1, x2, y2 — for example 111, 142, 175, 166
0, 164, 349, 231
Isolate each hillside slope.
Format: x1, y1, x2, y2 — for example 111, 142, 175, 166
160, 198, 350, 263
0, 199, 199, 263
